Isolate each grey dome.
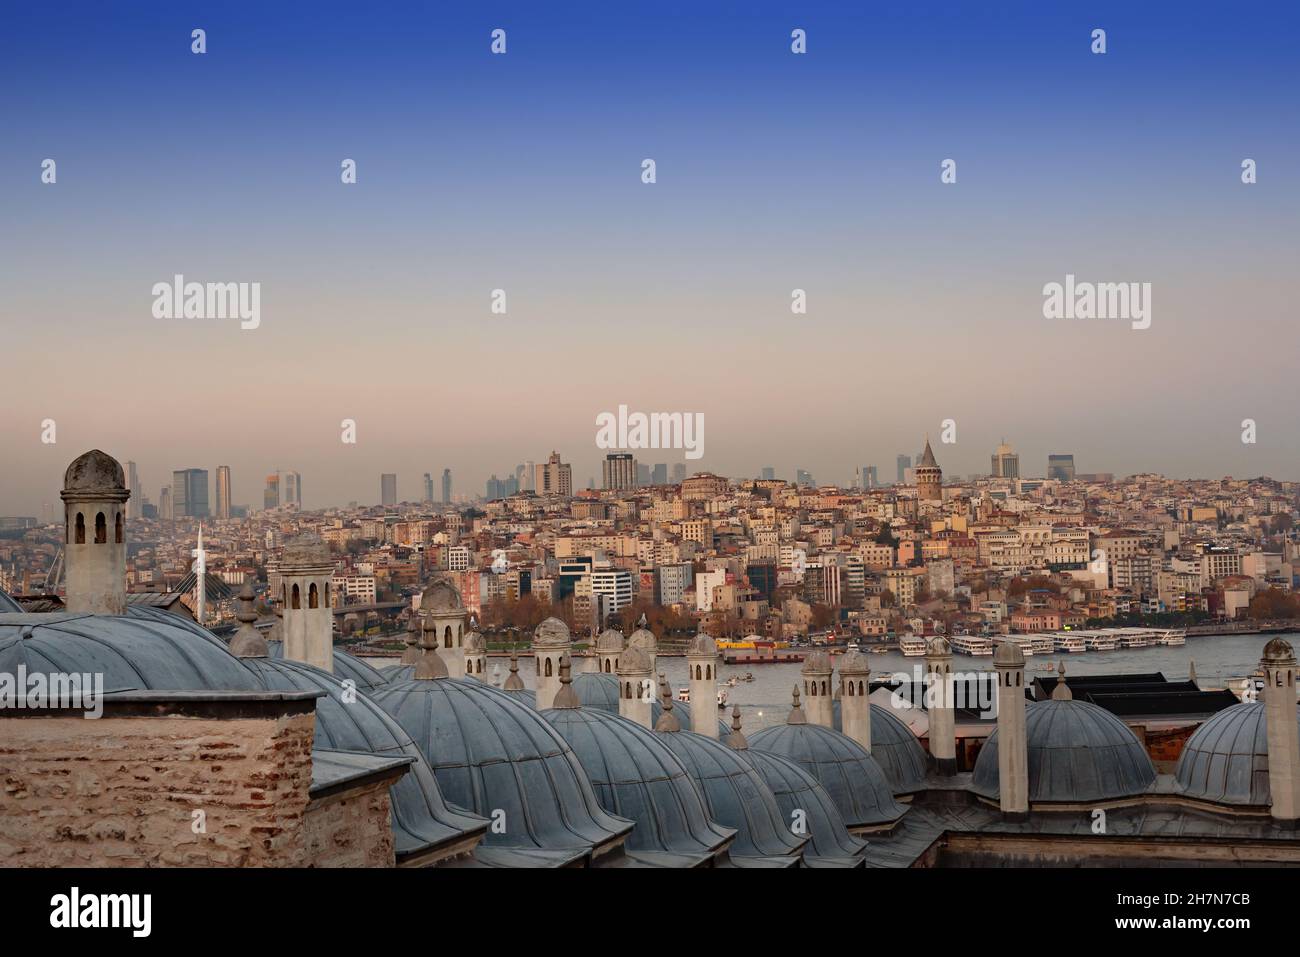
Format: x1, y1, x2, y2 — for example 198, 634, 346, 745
542, 707, 735, 865
0, 607, 264, 693
0, 589, 22, 613
370, 677, 632, 863
832, 701, 929, 793
749, 723, 906, 827
627, 627, 657, 655
265, 639, 389, 691
1173, 702, 1300, 807
653, 727, 807, 864
532, 617, 571, 647
63, 449, 125, 493
419, 579, 461, 612
527, 672, 730, 736
242, 656, 488, 861
972, 699, 1157, 804
744, 747, 867, 867
595, 628, 625, 652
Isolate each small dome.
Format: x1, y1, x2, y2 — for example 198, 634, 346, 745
972, 699, 1157, 804
654, 728, 807, 864
532, 617, 572, 648
838, 650, 870, 674
801, 650, 833, 674
993, 638, 1025, 667
464, 631, 486, 654
744, 747, 867, 866
572, 672, 621, 711
686, 633, 717, 657
595, 628, 625, 653
831, 702, 928, 793
1173, 702, 1300, 807
265, 640, 388, 691
62, 449, 125, 494
543, 707, 735, 865
281, 534, 331, 567
370, 678, 632, 862
1263, 638, 1295, 662
627, 625, 657, 655
925, 636, 951, 656
750, 722, 906, 827
419, 579, 462, 613
616, 645, 652, 674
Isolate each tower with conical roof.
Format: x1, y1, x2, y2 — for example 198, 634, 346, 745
993, 639, 1028, 820
61, 450, 130, 615
1262, 638, 1300, 823
916, 436, 942, 502
838, 650, 872, 753
280, 533, 336, 672
925, 636, 956, 774
686, 632, 720, 738
229, 581, 269, 658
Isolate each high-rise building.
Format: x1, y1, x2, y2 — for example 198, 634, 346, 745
862, 465, 878, 489
381, 473, 398, 507
283, 471, 302, 507
652, 463, 668, 485
1047, 454, 1076, 482
216, 465, 232, 519
423, 473, 434, 502
125, 461, 140, 519
172, 469, 209, 518
636, 462, 651, 486
916, 438, 942, 502
159, 486, 172, 521
671, 463, 686, 484
523, 461, 536, 492
761, 466, 775, 481
535, 452, 573, 497
264, 473, 280, 510
796, 469, 814, 488
441, 468, 452, 504
603, 452, 637, 490
896, 455, 912, 485
991, 440, 1020, 479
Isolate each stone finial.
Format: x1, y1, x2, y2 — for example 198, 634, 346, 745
787, 684, 807, 724
400, 615, 421, 664
1188, 659, 1197, 684
491, 663, 502, 687
229, 581, 269, 658
503, 647, 525, 690
1051, 661, 1072, 701
654, 678, 680, 732
637, 612, 648, 630
414, 617, 449, 680
725, 703, 748, 750
552, 655, 581, 709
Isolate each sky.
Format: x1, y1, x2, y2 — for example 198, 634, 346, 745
2, 1, 1298, 513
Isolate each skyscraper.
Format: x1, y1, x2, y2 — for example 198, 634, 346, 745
862, 465, 878, 489
381, 473, 398, 507
125, 461, 140, 519
652, 463, 668, 485
1047, 454, 1076, 482
423, 473, 434, 502
603, 452, 637, 490
159, 486, 172, 521
671, 463, 686, 484
172, 469, 209, 518
896, 454, 912, 485
534, 452, 572, 497
761, 466, 775, 481
283, 471, 302, 507
796, 469, 814, 488
441, 468, 452, 504
991, 440, 1020, 479
216, 465, 232, 519
264, 473, 280, 510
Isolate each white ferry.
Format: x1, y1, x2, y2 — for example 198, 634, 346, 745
1157, 628, 1187, 646
1081, 632, 1117, 652
1054, 634, 1086, 653
1030, 634, 1056, 655
1115, 629, 1150, 649
951, 635, 993, 656
899, 636, 927, 657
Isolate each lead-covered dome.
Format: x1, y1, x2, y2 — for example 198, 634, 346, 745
743, 747, 867, 867
542, 706, 735, 866
973, 699, 1157, 804
63, 449, 125, 492
281, 533, 331, 566
370, 677, 632, 866
265, 640, 389, 691
419, 579, 461, 612
1172, 702, 1300, 807
0, 588, 22, 613
532, 617, 571, 647
832, 701, 929, 793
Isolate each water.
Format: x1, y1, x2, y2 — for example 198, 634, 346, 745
367, 632, 1298, 733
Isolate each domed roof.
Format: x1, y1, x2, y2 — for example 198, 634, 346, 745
0, 588, 22, 613
559, 672, 729, 735
1173, 702, 1300, 807
686, 633, 717, 656
0, 607, 264, 694
281, 534, 331, 567
1263, 637, 1295, 662
838, 650, 870, 674
542, 707, 735, 864
801, 650, 833, 674
595, 628, 625, 652
925, 636, 951, 656
653, 724, 807, 864
370, 677, 632, 862
749, 722, 906, 827
242, 656, 488, 860
972, 699, 1157, 804
265, 640, 389, 691
532, 617, 571, 648
419, 579, 462, 613
464, 630, 486, 654
62, 449, 125, 493
744, 747, 867, 866
831, 702, 929, 793
617, 646, 652, 673
627, 624, 657, 654
993, 638, 1025, 666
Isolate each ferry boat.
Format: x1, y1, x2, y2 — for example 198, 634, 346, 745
1082, 632, 1117, 652
1157, 628, 1187, 646
1115, 629, 1149, 649
1006, 636, 1036, 657
950, 635, 993, 656
1054, 634, 1086, 653
899, 636, 927, 657
1030, 634, 1056, 655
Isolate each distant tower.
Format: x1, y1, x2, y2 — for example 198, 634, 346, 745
279, 534, 336, 672
125, 460, 140, 520
686, 632, 719, 738
916, 437, 943, 502
215, 465, 232, 519
61, 450, 130, 615
191, 524, 208, 624
441, 468, 452, 504
800, 651, 834, 728
595, 626, 623, 674
1262, 639, 1300, 823
463, 616, 486, 679
381, 473, 398, 507
423, 473, 434, 503
419, 579, 466, 677
532, 617, 572, 710
627, 614, 657, 675
993, 639, 1028, 820
838, 649, 872, 753
617, 646, 653, 728
925, 636, 956, 774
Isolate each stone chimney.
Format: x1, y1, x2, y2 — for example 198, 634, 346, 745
800, 651, 834, 728
993, 639, 1028, 820
838, 650, 872, 753
925, 636, 956, 775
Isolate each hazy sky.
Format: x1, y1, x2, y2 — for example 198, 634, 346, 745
3, 1, 1298, 513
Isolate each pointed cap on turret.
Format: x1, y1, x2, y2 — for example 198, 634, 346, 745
918, 436, 938, 469
414, 617, 449, 680
654, 678, 681, 732
228, 581, 269, 658
503, 647, 525, 690
1051, 661, 1072, 700
787, 685, 807, 724
551, 655, 581, 709
725, 704, 748, 750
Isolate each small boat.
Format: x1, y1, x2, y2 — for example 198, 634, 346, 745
717, 689, 729, 709
723, 675, 740, 688
743, 672, 755, 682
1158, 628, 1187, 646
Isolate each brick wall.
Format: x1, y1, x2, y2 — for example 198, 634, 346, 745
304, 783, 396, 868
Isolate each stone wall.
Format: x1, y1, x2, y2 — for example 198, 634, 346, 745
0, 708, 315, 867
304, 783, 396, 868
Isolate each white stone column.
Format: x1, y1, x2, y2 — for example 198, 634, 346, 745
1263, 639, 1300, 823
925, 637, 957, 775
994, 640, 1028, 820
838, 651, 872, 753
686, 635, 719, 738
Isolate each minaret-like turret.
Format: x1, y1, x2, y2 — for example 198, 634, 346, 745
503, 647, 525, 691
617, 646, 653, 729
800, 651, 834, 728
627, 614, 657, 675
61, 450, 130, 615
531, 617, 572, 710
595, 626, 624, 674
551, 655, 581, 709
463, 616, 486, 679
279, 533, 336, 672
925, 636, 956, 775
686, 632, 720, 738
993, 639, 1028, 820
1262, 638, 1300, 823
724, 704, 748, 750
838, 649, 872, 753
417, 579, 466, 677
399, 616, 420, 665
653, 679, 681, 733
228, 580, 269, 658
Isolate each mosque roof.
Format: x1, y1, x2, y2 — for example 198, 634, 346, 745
0, 589, 22, 613
831, 701, 929, 793
532, 617, 572, 648
265, 639, 389, 691
1172, 702, 1291, 807
419, 579, 462, 613
743, 746, 868, 868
